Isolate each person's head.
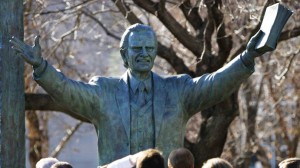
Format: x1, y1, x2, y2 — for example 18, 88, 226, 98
50, 161, 73, 168
136, 149, 165, 168
120, 23, 157, 73
36, 157, 59, 168
202, 158, 233, 168
279, 157, 300, 168
168, 148, 194, 168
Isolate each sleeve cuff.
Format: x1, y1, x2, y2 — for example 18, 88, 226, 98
33, 60, 48, 79
240, 50, 255, 70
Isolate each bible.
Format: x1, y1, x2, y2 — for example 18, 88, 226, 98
255, 3, 293, 53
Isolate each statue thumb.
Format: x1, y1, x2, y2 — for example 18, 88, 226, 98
251, 30, 264, 44
247, 30, 264, 51
34, 35, 40, 47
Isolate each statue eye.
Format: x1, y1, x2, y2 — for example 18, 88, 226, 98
132, 47, 142, 52
146, 47, 154, 52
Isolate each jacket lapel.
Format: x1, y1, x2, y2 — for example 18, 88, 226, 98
116, 71, 130, 141
152, 72, 167, 140
115, 71, 167, 142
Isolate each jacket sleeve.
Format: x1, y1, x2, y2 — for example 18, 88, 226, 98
33, 61, 100, 120
181, 55, 254, 116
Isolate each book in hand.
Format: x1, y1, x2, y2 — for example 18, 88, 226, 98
255, 3, 293, 53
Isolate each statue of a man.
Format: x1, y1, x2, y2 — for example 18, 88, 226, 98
10, 23, 271, 166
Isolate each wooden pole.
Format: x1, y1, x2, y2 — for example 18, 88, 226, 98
0, 0, 25, 167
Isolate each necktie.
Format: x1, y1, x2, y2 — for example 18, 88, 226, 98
137, 82, 146, 106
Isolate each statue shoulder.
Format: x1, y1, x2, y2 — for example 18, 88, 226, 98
89, 76, 120, 85
162, 73, 192, 81
155, 73, 192, 88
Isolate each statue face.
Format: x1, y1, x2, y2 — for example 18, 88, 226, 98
125, 30, 156, 73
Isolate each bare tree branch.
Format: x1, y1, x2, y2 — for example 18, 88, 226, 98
279, 27, 300, 41
158, 0, 166, 12
25, 93, 90, 123
40, 0, 96, 15
157, 44, 195, 76
81, 9, 121, 40
46, 14, 82, 66
179, 0, 204, 37
50, 121, 83, 157
133, 0, 202, 56
26, 110, 43, 167
274, 49, 299, 81
113, 0, 142, 24
267, 79, 292, 156
209, 1, 232, 64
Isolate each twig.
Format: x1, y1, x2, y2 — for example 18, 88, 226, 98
81, 9, 121, 40
274, 49, 299, 81
40, 0, 96, 15
50, 121, 83, 157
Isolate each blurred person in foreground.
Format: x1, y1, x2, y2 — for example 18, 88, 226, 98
50, 161, 73, 168
201, 158, 233, 168
36, 157, 59, 168
100, 148, 164, 168
168, 148, 194, 168
136, 149, 164, 168
279, 158, 300, 168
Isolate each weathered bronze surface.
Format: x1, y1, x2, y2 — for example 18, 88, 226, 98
10, 23, 270, 166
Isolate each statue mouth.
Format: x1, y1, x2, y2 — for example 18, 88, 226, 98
136, 59, 150, 63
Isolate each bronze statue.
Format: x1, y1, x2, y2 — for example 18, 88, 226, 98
10, 23, 272, 166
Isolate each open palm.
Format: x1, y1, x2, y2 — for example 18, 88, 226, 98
9, 36, 43, 67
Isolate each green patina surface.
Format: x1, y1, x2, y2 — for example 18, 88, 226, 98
9, 20, 271, 166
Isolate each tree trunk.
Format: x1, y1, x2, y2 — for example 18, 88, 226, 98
26, 111, 43, 168
0, 0, 25, 167
185, 94, 239, 168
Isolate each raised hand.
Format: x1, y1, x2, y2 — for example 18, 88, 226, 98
9, 35, 43, 67
246, 30, 274, 57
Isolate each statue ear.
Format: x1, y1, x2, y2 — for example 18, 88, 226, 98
120, 49, 128, 68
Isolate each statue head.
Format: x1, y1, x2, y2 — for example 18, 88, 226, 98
120, 24, 157, 73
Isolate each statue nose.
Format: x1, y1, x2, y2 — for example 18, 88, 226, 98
141, 47, 148, 57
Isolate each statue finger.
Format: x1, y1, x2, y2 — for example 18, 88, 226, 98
11, 46, 27, 59
16, 52, 24, 59
9, 38, 20, 47
11, 46, 25, 55
12, 47, 32, 63
10, 36, 26, 49
11, 43, 27, 54
11, 36, 23, 43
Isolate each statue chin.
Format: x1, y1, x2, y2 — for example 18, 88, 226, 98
130, 65, 153, 73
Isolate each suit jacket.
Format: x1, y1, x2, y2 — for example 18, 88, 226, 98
34, 55, 253, 166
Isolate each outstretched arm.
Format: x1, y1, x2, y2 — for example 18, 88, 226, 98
9, 36, 99, 120
183, 31, 275, 115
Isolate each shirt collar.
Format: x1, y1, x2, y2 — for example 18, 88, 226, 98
128, 71, 152, 93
